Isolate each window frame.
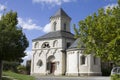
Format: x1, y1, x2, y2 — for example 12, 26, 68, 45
66, 42, 71, 48
64, 23, 66, 31
34, 42, 39, 48
53, 22, 56, 31
81, 55, 86, 65
93, 56, 97, 65
41, 42, 50, 48
37, 59, 43, 67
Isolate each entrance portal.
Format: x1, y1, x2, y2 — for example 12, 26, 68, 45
47, 55, 56, 74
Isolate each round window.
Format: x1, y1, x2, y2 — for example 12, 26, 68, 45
37, 60, 43, 67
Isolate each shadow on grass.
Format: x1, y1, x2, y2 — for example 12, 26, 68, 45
2, 77, 12, 80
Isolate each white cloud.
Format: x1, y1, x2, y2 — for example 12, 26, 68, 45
0, 4, 7, 19
43, 23, 52, 33
22, 51, 32, 65
18, 17, 52, 32
0, 4, 6, 12
32, 0, 76, 6
18, 17, 42, 30
104, 3, 118, 10
0, 14, 2, 20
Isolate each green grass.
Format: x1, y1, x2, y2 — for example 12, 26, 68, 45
3, 71, 35, 80
2, 77, 13, 80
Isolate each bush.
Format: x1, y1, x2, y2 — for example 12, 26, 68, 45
17, 65, 27, 74
3, 61, 19, 72
111, 74, 120, 80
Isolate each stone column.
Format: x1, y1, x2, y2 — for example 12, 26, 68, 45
31, 51, 35, 75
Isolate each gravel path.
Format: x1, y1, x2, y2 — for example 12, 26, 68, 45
36, 76, 110, 80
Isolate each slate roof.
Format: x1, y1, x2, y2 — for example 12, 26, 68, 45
68, 38, 85, 49
33, 31, 75, 41
51, 8, 71, 19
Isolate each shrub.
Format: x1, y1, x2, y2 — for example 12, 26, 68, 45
3, 61, 19, 72
17, 65, 27, 74
111, 74, 120, 80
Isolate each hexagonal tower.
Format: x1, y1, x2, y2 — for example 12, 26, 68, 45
50, 8, 71, 32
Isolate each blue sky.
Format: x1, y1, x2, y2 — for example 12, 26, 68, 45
0, 0, 118, 65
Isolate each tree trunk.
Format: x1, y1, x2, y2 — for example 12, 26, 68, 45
0, 60, 2, 80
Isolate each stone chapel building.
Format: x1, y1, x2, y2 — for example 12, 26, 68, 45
31, 8, 102, 76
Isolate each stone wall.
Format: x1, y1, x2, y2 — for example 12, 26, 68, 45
66, 49, 102, 76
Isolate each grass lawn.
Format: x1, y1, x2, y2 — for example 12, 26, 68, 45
2, 77, 13, 80
3, 71, 35, 80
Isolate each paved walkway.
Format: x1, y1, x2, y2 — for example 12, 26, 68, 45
36, 76, 110, 80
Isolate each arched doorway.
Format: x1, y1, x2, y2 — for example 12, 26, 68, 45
47, 55, 56, 74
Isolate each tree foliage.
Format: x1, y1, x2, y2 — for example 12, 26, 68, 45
0, 11, 29, 62
75, 0, 120, 64
0, 11, 29, 79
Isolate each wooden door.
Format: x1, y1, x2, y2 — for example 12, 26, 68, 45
50, 62, 55, 74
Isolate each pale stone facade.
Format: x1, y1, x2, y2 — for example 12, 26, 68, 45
31, 8, 101, 76
66, 39, 101, 76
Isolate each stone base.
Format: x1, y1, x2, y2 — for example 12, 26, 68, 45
31, 72, 102, 77
79, 72, 102, 76
88, 72, 102, 76
31, 73, 64, 77
66, 72, 79, 76
66, 72, 102, 76
31, 73, 47, 77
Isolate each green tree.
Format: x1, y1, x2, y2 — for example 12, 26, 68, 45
0, 11, 29, 79
74, 0, 120, 65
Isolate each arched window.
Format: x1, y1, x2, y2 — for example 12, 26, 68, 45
81, 55, 86, 65
37, 59, 43, 67
53, 22, 56, 31
93, 56, 97, 65
64, 23, 66, 31
41, 42, 50, 48
53, 40, 58, 47
34, 42, 39, 48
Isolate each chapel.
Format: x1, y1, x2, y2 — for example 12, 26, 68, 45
31, 8, 101, 76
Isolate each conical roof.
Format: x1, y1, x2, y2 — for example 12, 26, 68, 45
51, 8, 71, 19
68, 38, 85, 49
